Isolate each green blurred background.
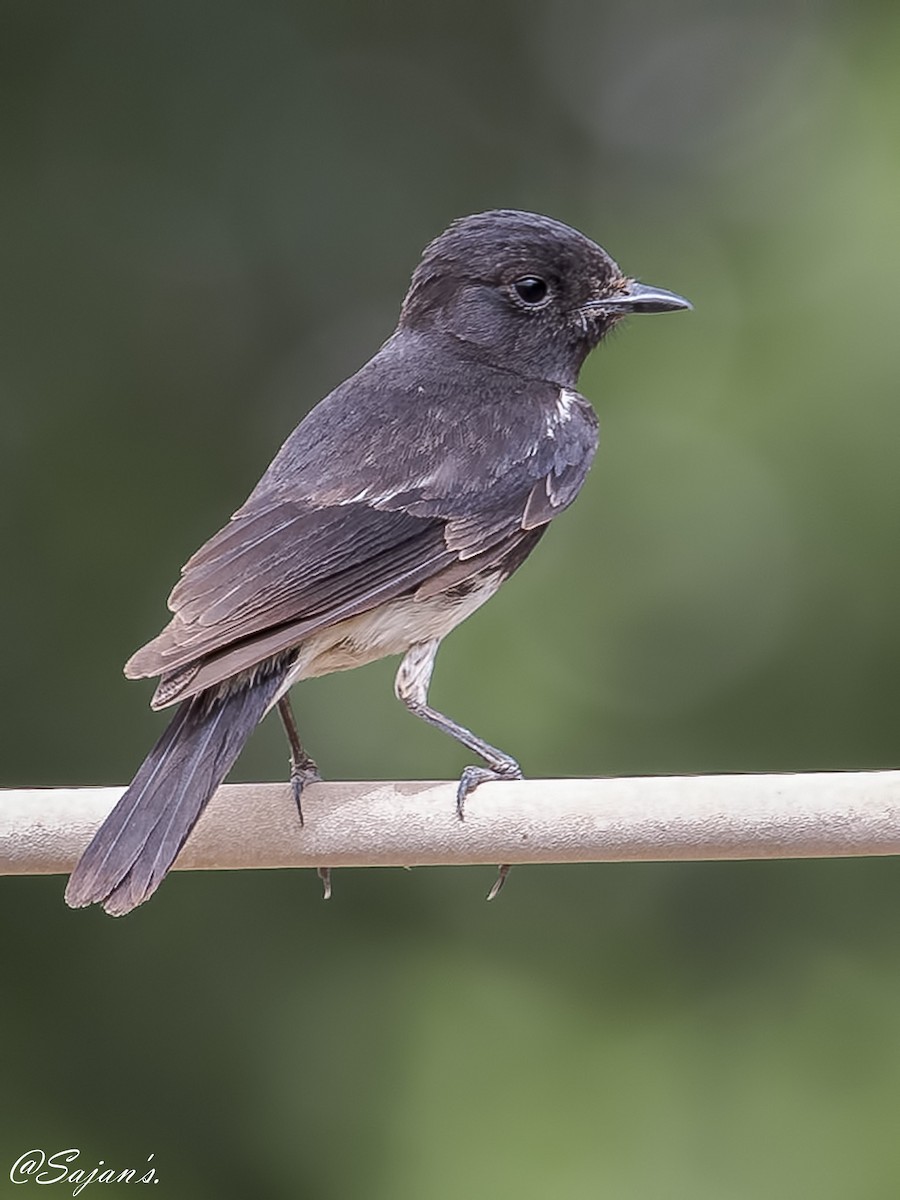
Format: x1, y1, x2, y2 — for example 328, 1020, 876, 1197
3, 1, 900, 1195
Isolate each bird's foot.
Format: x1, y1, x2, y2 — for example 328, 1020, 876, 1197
455, 756, 522, 819
455, 758, 520, 900
289, 758, 322, 826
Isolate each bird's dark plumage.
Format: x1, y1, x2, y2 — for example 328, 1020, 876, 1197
66, 209, 690, 914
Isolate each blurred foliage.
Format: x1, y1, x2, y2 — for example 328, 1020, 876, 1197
2, 0, 900, 1196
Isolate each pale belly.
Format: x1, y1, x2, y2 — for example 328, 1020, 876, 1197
272, 571, 502, 701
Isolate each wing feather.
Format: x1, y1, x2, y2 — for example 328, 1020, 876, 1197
125, 374, 599, 702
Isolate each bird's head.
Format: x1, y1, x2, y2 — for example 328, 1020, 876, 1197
399, 209, 690, 386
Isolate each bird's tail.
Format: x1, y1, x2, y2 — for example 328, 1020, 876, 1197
65, 664, 290, 916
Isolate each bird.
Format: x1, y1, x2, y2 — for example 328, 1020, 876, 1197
65, 209, 690, 916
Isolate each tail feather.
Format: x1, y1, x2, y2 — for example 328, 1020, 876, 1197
65, 667, 289, 916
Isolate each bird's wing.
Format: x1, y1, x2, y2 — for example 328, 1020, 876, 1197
126, 385, 598, 703
127, 501, 456, 682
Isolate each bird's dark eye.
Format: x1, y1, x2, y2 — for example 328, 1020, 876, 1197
512, 276, 549, 306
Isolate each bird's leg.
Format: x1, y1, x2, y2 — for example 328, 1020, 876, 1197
394, 639, 523, 819
277, 694, 321, 826
277, 695, 332, 898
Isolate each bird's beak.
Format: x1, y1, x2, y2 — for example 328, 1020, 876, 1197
583, 279, 692, 316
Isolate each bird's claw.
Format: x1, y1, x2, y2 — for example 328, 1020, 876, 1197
317, 866, 332, 900
455, 758, 522, 818
486, 864, 511, 901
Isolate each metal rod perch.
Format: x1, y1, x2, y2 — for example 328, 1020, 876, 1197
2, 771, 900, 877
